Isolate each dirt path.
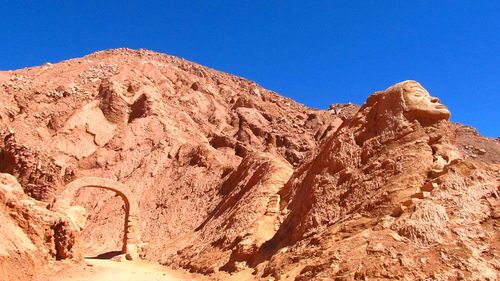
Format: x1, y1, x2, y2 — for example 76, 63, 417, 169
39, 258, 208, 281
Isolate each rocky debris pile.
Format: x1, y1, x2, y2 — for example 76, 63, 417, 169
78, 62, 119, 83
328, 102, 359, 119
2, 74, 33, 91
455, 123, 500, 164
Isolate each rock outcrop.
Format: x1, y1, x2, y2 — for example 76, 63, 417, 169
0, 174, 83, 281
256, 81, 500, 280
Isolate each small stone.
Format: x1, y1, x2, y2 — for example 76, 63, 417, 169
391, 205, 406, 217
111, 254, 127, 262
421, 182, 438, 192
401, 198, 417, 207
411, 191, 430, 199
250, 88, 260, 97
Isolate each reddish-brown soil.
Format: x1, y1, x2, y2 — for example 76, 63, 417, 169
0, 49, 498, 280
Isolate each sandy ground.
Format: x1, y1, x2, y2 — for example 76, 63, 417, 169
39, 258, 207, 281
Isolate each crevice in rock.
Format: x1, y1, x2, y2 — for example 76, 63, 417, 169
0, 148, 16, 174
128, 94, 148, 123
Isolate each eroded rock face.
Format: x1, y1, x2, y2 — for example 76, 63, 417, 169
0, 50, 498, 280
98, 79, 154, 126
0, 174, 83, 280
0, 49, 347, 263
258, 82, 499, 280
51, 218, 79, 260
273, 81, 453, 242
0, 132, 62, 201
170, 152, 293, 273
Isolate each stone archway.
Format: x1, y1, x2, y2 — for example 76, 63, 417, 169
52, 177, 142, 260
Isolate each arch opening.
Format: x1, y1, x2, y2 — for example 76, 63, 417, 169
52, 177, 142, 260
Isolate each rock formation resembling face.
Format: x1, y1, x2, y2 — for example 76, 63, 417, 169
399, 81, 451, 121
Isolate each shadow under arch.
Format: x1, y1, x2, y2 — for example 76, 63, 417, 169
52, 177, 142, 260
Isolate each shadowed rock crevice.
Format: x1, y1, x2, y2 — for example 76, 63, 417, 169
128, 94, 148, 123
0, 148, 15, 174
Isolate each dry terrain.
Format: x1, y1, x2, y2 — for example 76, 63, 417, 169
0, 49, 498, 280
40, 259, 204, 281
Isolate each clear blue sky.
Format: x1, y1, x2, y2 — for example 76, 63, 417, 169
1, 1, 498, 136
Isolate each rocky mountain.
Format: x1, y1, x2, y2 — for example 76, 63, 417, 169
0, 49, 498, 280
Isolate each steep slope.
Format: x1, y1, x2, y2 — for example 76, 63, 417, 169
0, 49, 347, 268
